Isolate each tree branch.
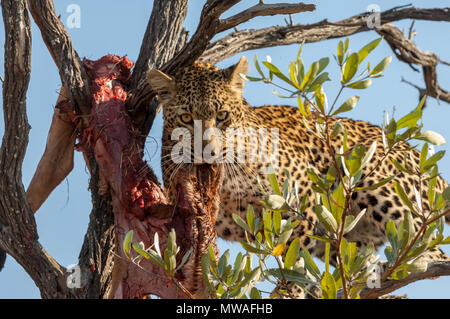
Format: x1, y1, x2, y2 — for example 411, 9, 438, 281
27, 0, 91, 119
361, 261, 450, 299
0, 0, 77, 299
127, 0, 189, 134
217, 2, 316, 33
376, 23, 450, 104
201, 7, 450, 64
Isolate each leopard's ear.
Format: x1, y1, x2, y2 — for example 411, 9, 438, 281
147, 69, 176, 104
226, 56, 248, 95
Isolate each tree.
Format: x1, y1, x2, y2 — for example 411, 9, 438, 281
0, 0, 449, 298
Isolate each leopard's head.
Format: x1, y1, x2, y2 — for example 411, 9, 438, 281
147, 57, 249, 167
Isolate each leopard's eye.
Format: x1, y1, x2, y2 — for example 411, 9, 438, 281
179, 113, 193, 124
216, 111, 229, 122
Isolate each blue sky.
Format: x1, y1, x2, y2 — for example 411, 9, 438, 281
0, 0, 449, 298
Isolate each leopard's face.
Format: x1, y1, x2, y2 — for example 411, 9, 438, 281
148, 58, 249, 192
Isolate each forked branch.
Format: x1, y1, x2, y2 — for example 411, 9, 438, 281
376, 23, 450, 104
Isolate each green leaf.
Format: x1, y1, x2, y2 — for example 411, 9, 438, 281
354, 175, 396, 191
176, 247, 193, 271
416, 131, 446, 146
315, 87, 326, 113
344, 208, 367, 234
398, 211, 414, 249
391, 266, 409, 280
422, 150, 446, 172
218, 250, 230, 277
332, 96, 359, 115
419, 143, 428, 172
289, 62, 299, 89
308, 72, 331, 92
267, 268, 316, 286
321, 272, 337, 299
132, 242, 149, 259
427, 166, 438, 209
307, 234, 332, 243
273, 210, 282, 235
254, 55, 265, 78
267, 164, 282, 195
247, 205, 255, 234
386, 220, 398, 254
441, 236, 450, 245
326, 164, 338, 187
201, 254, 215, 295
337, 40, 344, 65
396, 105, 423, 130
342, 53, 359, 84
233, 213, 251, 233
370, 56, 392, 76
407, 260, 428, 273
351, 243, 374, 274
240, 241, 267, 254
358, 38, 382, 63
245, 75, 263, 82
317, 57, 330, 74
300, 250, 321, 280
384, 246, 396, 264
231, 255, 245, 285
347, 79, 372, 89
278, 228, 293, 245
236, 268, 261, 290
394, 182, 417, 215
167, 228, 177, 253
284, 238, 301, 269
264, 194, 290, 212
146, 249, 165, 269
300, 61, 319, 90
385, 118, 397, 146
163, 249, 177, 277
315, 205, 338, 233
262, 61, 294, 87
330, 121, 343, 139
263, 210, 274, 248
123, 230, 133, 259
250, 287, 262, 299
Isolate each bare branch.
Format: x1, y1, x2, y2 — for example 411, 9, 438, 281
201, 7, 450, 64
127, 0, 189, 133
408, 20, 416, 39
361, 261, 450, 299
377, 23, 450, 104
217, 2, 315, 33
27, 0, 91, 119
0, 0, 75, 299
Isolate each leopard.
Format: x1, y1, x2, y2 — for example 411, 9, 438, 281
147, 56, 450, 297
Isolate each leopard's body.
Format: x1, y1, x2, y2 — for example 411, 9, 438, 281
147, 58, 450, 295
